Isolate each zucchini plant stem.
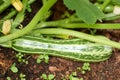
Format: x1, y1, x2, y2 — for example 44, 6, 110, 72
0, 0, 57, 43
0, 0, 11, 14
11, 0, 27, 28
0, 9, 17, 28
100, 0, 111, 11
3, 9, 17, 20
3, 0, 36, 20
35, 28, 120, 49
0, 0, 36, 31
12, 0, 37, 28
42, 0, 48, 5
36, 20, 120, 29
28, 0, 36, 4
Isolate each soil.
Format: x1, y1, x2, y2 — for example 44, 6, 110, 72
0, 0, 120, 80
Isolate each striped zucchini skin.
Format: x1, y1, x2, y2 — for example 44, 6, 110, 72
12, 36, 112, 62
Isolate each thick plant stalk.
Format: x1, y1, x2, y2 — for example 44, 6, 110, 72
34, 28, 120, 49
36, 21, 120, 29
3, 0, 36, 20
11, 0, 28, 28
0, 0, 11, 14
3, 9, 17, 20
0, 0, 36, 30
100, 0, 111, 11
0, 0, 57, 43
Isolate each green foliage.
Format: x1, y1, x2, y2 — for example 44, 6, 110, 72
97, 0, 120, 5
20, 73, 26, 80
41, 73, 55, 80
63, 0, 105, 24
6, 76, 11, 80
68, 72, 84, 80
69, 72, 79, 80
26, 3, 32, 12
16, 52, 28, 64
89, 29, 97, 35
81, 63, 91, 74
36, 54, 49, 63
10, 63, 18, 73
82, 63, 91, 71
76, 63, 91, 75
67, 63, 91, 79
0, 0, 3, 5
111, 0, 120, 5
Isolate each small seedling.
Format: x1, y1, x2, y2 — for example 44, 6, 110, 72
81, 63, 91, 74
36, 54, 49, 64
82, 63, 91, 71
41, 73, 55, 80
10, 63, 18, 73
6, 76, 11, 80
77, 67, 81, 71
16, 52, 28, 64
80, 78, 84, 80
89, 29, 97, 35
69, 72, 79, 80
81, 70, 86, 75
20, 73, 26, 80
26, 3, 32, 12
68, 71, 84, 80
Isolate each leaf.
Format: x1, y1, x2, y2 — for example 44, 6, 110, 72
111, 0, 120, 5
41, 74, 47, 79
63, 0, 105, 24
10, 63, 18, 73
48, 74, 55, 80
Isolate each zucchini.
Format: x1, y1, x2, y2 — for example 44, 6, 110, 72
12, 35, 112, 62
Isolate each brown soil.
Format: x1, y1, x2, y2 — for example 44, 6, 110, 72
0, 0, 120, 80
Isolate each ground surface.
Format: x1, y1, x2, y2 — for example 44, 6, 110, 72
0, 0, 120, 80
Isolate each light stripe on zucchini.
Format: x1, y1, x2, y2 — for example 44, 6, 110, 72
12, 35, 112, 62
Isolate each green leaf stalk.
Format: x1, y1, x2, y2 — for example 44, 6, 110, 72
0, 0, 57, 43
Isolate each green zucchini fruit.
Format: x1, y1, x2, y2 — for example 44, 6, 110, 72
12, 35, 112, 62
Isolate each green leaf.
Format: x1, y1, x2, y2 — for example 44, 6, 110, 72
82, 63, 91, 71
36, 58, 42, 63
44, 55, 49, 63
6, 76, 11, 80
10, 63, 18, 73
64, 0, 105, 24
48, 74, 55, 80
41, 74, 47, 79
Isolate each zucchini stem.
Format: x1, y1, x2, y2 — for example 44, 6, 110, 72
100, 0, 111, 11
3, 9, 17, 20
0, 0, 11, 14
0, 0, 57, 43
36, 20, 120, 29
35, 28, 120, 49
11, 0, 28, 28
0, 0, 37, 32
